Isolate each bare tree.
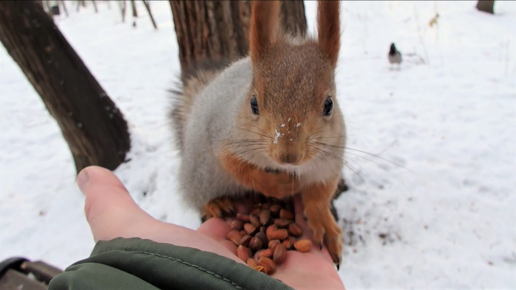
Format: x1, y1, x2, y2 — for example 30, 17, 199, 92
142, 0, 157, 30
169, 0, 307, 72
60, 0, 69, 17
119, 0, 127, 22
0, 1, 131, 173
476, 0, 495, 14
91, 0, 98, 13
280, 1, 307, 37
131, 0, 138, 18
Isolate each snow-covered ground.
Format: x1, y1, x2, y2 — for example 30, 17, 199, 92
1, 1, 515, 288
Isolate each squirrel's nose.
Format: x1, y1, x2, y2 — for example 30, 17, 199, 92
278, 153, 301, 164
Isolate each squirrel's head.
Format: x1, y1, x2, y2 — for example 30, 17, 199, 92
239, 0, 344, 168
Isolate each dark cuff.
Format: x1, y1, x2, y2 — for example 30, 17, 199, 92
50, 237, 294, 290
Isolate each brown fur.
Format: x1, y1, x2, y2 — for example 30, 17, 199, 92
249, 0, 281, 64
217, 0, 344, 265
318, 1, 341, 68
220, 152, 301, 199
302, 177, 343, 263
172, 0, 344, 266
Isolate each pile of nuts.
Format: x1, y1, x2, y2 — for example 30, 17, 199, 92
225, 199, 313, 275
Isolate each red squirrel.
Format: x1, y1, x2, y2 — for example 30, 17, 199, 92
171, 0, 345, 266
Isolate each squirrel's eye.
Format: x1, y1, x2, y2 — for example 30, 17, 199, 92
323, 96, 333, 116
250, 95, 259, 115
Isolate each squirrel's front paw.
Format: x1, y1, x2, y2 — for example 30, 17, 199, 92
304, 202, 343, 267
202, 196, 234, 221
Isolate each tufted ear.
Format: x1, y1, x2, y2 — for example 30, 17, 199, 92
249, 0, 281, 64
317, 1, 341, 68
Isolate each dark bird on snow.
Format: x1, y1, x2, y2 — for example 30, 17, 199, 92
388, 43, 402, 67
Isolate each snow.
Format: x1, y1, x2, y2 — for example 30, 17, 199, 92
1, 1, 515, 288
274, 129, 282, 144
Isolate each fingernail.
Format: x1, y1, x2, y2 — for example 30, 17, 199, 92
77, 168, 90, 193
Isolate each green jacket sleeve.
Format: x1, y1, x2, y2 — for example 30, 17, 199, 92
49, 237, 294, 290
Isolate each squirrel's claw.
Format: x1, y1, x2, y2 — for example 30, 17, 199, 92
333, 254, 341, 267
202, 196, 235, 221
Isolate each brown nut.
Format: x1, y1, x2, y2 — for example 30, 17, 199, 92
264, 248, 274, 257
257, 248, 273, 259
231, 220, 244, 231
270, 204, 282, 216
227, 230, 243, 245
250, 208, 261, 215
282, 239, 293, 250
254, 265, 267, 274
259, 209, 272, 226
237, 245, 252, 262
294, 239, 312, 253
267, 227, 289, 241
279, 209, 294, 220
274, 218, 291, 228
258, 257, 276, 275
240, 230, 247, 236
249, 214, 261, 228
244, 223, 258, 235
236, 213, 250, 222
247, 258, 257, 268
273, 244, 287, 264
261, 203, 270, 210
255, 231, 268, 245
266, 225, 277, 238
249, 237, 263, 251
288, 223, 303, 237
253, 249, 264, 262
268, 239, 281, 250
239, 235, 252, 247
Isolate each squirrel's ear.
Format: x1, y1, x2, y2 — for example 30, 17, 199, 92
317, 1, 340, 68
249, 0, 281, 64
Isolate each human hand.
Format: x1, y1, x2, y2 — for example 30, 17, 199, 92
78, 166, 345, 290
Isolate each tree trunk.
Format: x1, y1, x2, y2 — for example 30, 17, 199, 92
142, 0, 157, 30
169, 0, 307, 72
280, 0, 307, 38
120, 0, 127, 22
131, 0, 138, 18
91, 0, 98, 13
476, 0, 495, 14
60, 0, 69, 17
0, 1, 131, 173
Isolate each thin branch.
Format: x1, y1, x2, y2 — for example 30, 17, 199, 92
142, 0, 157, 30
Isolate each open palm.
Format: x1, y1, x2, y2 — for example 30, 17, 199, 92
79, 166, 345, 290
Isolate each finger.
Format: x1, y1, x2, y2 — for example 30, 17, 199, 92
78, 167, 245, 265
78, 166, 153, 242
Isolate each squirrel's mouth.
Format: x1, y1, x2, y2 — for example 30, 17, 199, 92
268, 153, 309, 169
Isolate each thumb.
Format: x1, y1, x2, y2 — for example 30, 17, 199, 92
77, 166, 153, 242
